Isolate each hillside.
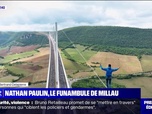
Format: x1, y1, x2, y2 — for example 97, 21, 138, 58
0, 32, 49, 47
0, 32, 49, 87
59, 26, 152, 48
58, 26, 152, 56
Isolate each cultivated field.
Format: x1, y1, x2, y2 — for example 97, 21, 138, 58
61, 45, 95, 78
0, 47, 9, 56
9, 45, 39, 54
0, 47, 49, 87
29, 83, 46, 88
141, 55, 152, 72
2, 50, 37, 63
61, 55, 91, 78
12, 47, 49, 63
87, 52, 143, 75
113, 77, 152, 98
6, 65, 30, 76
0, 75, 19, 82
61, 52, 89, 70
64, 45, 97, 63
0, 45, 39, 57
61, 45, 144, 78
14, 48, 49, 84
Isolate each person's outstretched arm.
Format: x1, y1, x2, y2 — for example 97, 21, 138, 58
112, 67, 120, 72
100, 64, 107, 71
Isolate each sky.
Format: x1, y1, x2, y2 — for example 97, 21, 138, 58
1, 1, 152, 31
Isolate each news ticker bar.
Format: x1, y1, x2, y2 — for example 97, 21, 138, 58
0, 88, 140, 99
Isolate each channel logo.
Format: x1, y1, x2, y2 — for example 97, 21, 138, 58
0, 6, 6, 10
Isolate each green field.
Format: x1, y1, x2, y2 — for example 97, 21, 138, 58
5, 65, 29, 76
61, 49, 88, 70
0, 47, 8, 51
61, 52, 91, 78
0, 76, 19, 82
30, 83, 46, 88
64, 45, 97, 63
1, 50, 37, 63
113, 77, 152, 98
71, 76, 152, 97
61, 57, 89, 70
61, 45, 97, 77
141, 55, 152, 72
0, 66, 4, 69
72, 76, 125, 88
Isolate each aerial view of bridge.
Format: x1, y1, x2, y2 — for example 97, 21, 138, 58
46, 23, 70, 89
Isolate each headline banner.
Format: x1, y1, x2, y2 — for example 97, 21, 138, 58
0, 88, 140, 99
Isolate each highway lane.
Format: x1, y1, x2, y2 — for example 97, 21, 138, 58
58, 53, 68, 88
48, 36, 56, 88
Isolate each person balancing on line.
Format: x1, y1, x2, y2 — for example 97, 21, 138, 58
100, 64, 119, 88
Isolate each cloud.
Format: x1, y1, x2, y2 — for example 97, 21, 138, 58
1, 1, 152, 31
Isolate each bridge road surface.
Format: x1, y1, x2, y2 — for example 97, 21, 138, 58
48, 35, 56, 88
47, 33, 68, 88
58, 52, 68, 88
46, 34, 75, 114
